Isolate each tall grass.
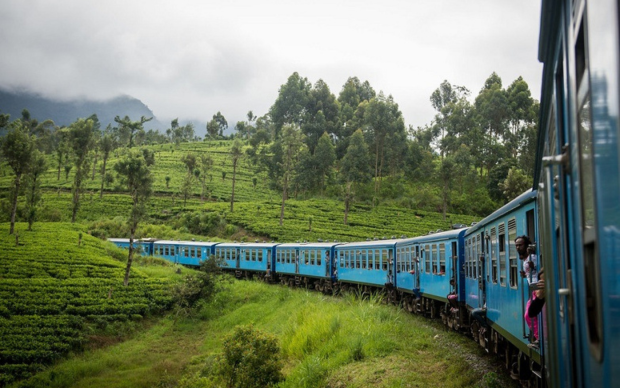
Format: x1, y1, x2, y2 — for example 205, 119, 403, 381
15, 278, 520, 388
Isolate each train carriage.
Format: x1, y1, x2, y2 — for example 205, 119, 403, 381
535, 1, 620, 386
274, 242, 340, 291
151, 240, 217, 266
335, 239, 399, 300
214, 242, 279, 281
398, 229, 467, 322
463, 190, 539, 379
108, 238, 155, 256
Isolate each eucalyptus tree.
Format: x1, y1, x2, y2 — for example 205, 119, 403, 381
1, 121, 34, 234
99, 134, 116, 198
340, 129, 372, 225
114, 148, 154, 286
206, 112, 228, 138
313, 132, 336, 195
181, 153, 198, 206
336, 77, 376, 158
269, 72, 311, 138
302, 79, 340, 153
68, 118, 96, 223
362, 92, 406, 197
114, 115, 152, 148
229, 138, 244, 212
277, 125, 304, 225
198, 154, 213, 201
24, 150, 47, 231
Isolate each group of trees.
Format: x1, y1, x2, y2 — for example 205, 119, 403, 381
227, 71, 537, 223
1, 69, 538, 234
0, 110, 154, 285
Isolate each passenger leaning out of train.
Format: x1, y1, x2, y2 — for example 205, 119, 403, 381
516, 236, 539, 343
527, 269, 545, 349
516, 236, 538, 284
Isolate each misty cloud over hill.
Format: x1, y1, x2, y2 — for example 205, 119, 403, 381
0, 89, 205, 133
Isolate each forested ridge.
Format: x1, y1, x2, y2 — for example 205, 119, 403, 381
0, 71, 533, 387
0, 71, 537, 239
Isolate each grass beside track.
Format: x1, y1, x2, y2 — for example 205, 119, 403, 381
13, 278, 520, 388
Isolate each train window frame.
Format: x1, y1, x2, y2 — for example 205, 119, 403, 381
439, 244, 446, 275
382, 250, 389, 271
498, 223, 506, 286
317, 250, 322, 266
491, 228, 498, 283
575, 12, 603, 360
508, 218, 518, 289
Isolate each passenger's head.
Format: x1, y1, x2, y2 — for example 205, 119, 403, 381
515, 235, 531, 257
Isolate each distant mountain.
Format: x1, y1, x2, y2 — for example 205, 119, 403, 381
0, 89, 167, 131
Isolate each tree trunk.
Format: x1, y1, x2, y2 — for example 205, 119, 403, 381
279, 175, 288, 226
230, 160, 237, 212
99, 155, 108, 199
91, 153, 98, 180
9, 174, 21, 235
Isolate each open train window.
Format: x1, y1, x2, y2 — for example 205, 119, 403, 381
431, 244, 438, 274
439, 244, 445, 275
498, 223, 506, 286
508, 218, 518, 288
575, 12, 603, 360
425, 245, 431, 273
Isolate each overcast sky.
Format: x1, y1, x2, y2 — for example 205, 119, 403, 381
0, 0, 543, 130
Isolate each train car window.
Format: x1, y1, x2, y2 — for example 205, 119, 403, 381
425, 245, 431, 273
382, 250, 388, 271
575, 13, 603, 359
430, 245, 436, 274
467, 238, 472, 278
490, 228, 498, 283
498, 223, 506, 286
415, 246, 420, 272
317, 250, 322, 266
258, 249, 263, 262
439, 244, 446, 275
473, 235, 479, 279
508, 218, 518, 288
373, 250, 379, 270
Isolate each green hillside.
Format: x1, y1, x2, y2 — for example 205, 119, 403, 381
0, 223, 183, 385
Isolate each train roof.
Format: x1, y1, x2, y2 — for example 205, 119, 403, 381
335, 238, 403, 249
276, 242, 342, 248
154, 240, 219, 247
401, 228, 468, 245
214, 242, 280, 248
464, 189, 537, 237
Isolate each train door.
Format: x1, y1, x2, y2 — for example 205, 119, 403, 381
325, 250, 330, 277
295, 249, 300, 274
477, 232, 485, 308
540, 46, 576, 387
414, 245, 421, 291
451, 241, 458, 293
235, 249, 240, 269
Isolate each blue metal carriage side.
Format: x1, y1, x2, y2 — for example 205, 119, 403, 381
152, 240, 217, 266
335, 239, 399, 299
274, 242, 340, 291
463, 190, 538, 368
398, 229, 466, 321
214, 242, 279, 281
108, 238, 155, 256
534, 1, 620, 386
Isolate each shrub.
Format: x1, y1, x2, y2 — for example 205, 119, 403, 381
215, 325, 283, 388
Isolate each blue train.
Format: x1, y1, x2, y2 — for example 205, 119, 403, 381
110, 1, 620, 386
109, 191, 543, 384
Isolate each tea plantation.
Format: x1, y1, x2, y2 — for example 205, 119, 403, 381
0, 223, 181, 385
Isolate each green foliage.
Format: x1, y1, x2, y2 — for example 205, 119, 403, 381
216, 325, 283, 388
0, 222, 177, 385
